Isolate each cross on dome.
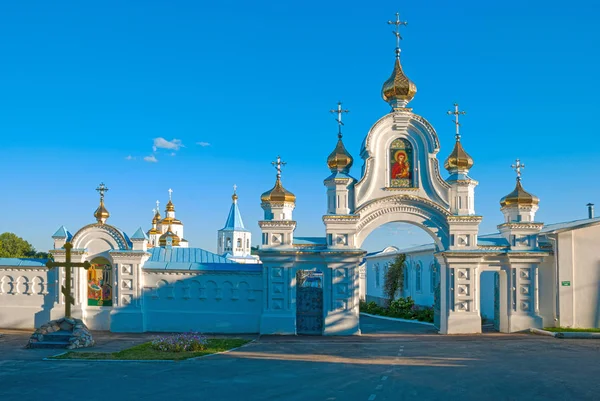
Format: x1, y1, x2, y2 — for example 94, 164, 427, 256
271, 156, 286, 179
233, 184, 237, 193
168, 188, 173, 200
156, 200, 160, 209
447, 103, 467, 141
329, 101, 349, 139
512, 159, 525, 181
95, 182, 109, 200
388, 11, 408, 58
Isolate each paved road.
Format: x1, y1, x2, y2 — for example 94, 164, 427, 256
1, 316, 599, 401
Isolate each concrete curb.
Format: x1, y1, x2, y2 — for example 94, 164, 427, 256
360, 312, 435, 326
530, 328, 600, 339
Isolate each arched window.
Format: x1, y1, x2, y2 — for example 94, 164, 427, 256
226, 238, 231, 249
87, 257, 112, 307
236, 238, 242, 248
415, 263, 422, 292
246, 239, 250, 249
374, 263, 380, 288
430, 262, 438, 293
389, 138, 414, 188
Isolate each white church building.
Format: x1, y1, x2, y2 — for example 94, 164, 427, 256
1, 14, 599, 335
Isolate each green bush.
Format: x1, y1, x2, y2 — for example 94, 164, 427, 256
362, 297, 433, 323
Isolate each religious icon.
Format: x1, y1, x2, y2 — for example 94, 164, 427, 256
390, 138, 414, 187
87, 258, 113, 306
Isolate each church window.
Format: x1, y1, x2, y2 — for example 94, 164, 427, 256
226, 237, 232, 250
374, 263, 380, 288
237, 238, 242, 248
389, 138, 414, 188
415, 263, 422, 292
430, 262, 437, 293
87, 257, 113, 307
246, 239, 250, 249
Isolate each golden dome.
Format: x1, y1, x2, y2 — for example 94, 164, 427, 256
327, 138, 354, 173
94, 200, 110, 224
444, 140, 474, 171
159, 225, 180, 246
152, 209, 161, 225
261, 178, 296, 203
382, 56, 417, 108
165, 200, 175, 212
232, 193, 238, 202
500, 180, 539, 208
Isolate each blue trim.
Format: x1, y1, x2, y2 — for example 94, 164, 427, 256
0, 258, 48, 267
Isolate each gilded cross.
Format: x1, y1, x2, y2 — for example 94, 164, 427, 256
168, 188, 173, 200
46, 242, 91, 319
329, 101, 349, 139
512, 159, 525, 181
388, 12, 408, 57
233, 184, 237, 194
271, 156, 286, 179
156, 200, 160, 210
95, 183, 109, 201
447, 103, 467, 141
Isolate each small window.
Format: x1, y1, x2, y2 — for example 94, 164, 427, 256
415, 264, 422, 292
374, 263, 380, 288
430, 262, 437, 293
237, 238, 242, 248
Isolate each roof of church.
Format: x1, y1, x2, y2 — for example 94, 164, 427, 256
52, 225, 72, 240
144, 247, 261, 271
294, 237, 327, 245
221, 201, 248, 232
130, 227, 148, 240
0, 258, 48, 267
539, 217, 600, 234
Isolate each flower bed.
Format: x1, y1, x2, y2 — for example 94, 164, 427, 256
360, 297, 434, 323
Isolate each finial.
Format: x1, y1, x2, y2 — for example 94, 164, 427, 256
96, 183, 109, 201
232, 184, 238, 202
271, 156, 287, 180
388, 11, 407, 59
329, 101, 350, 139
168, 188, 173, 201
447, 103, 466, 141
511, 159, 525, 181
156, 200, 160, 209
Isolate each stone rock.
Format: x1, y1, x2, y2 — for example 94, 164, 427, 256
26, 317, 95, 349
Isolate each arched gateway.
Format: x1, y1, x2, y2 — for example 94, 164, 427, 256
257, 14, 547, 335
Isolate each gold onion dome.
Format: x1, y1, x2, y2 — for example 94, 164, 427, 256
382, 55, 417, 108
94, 200, 110, 224
165, 199, 175, 212
261, 178, 296, 203
152, 210, 161, 224
500, 180, 540, 208
444, 140, 474, 171
159, 225, 180, 246
327, 138, 353, 173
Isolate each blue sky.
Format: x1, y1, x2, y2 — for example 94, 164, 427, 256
1, 0, 598, 253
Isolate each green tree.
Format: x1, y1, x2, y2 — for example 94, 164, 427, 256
383, 254, 406, 304
0, 232, 37, 258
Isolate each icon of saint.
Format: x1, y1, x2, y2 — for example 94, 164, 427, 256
391, 150, 411, 179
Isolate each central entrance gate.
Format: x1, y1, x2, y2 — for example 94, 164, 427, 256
296, 270, 323, 335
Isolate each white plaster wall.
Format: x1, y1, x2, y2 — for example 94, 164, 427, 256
0, 267, 56, 329
537, 255, 557, 328
143, 271, 263, 333
572, 225, 600, 328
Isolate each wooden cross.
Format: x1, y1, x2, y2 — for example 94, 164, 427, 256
329, 101, 349, 139
271, 156, 286, 179
511, 159, 525, 181
388, 12, 408, 57
46, 242, 91, 318
447, 103, 467, 141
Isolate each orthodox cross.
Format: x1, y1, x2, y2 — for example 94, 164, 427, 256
512, 159, 525, 181
46, 242, 91, 319
388, 12, 408, 57
156, 200, 160, 210
329, 101, 349, 139
168, 188, 173, 200
233, 184, 237, 194
95, 182, 109, 200
447, 103, 467, 141
271, 156, 286, 179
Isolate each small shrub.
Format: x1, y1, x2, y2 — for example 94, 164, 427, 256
151, 332, 208, 352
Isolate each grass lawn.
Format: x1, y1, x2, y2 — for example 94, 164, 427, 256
543, 327, 600, 333
51, 338, 250, 361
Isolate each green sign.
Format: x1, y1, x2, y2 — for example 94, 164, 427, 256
561, 281, 571, 287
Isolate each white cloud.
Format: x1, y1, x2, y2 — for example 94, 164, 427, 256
125, 155, 136, 160
170, 152, 176, 156
144, 155, 158, 163
196, 141, 211, 147
153, 137, 183, 152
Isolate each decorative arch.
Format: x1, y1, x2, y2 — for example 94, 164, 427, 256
70, 223, 131, 252
354, 195, 450, 249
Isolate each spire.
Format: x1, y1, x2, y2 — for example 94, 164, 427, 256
327, 101, 354, 173
223, 185, 247, 231
382, 12, 417, 109
444, 103, 474, 172
500, 159, 539, 208
261, 156, 296, 203
93, 182, 110, 224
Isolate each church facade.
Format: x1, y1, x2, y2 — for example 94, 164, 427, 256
1, 15, 599, 335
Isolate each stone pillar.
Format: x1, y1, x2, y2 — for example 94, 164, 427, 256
506, 261, 543, 332
259, 261, 296, 334
109, 252, 150, 332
